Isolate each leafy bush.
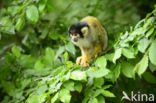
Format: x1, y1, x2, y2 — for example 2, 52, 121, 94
0, 0, 156, 103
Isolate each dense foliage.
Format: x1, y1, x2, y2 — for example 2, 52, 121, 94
0, 0, 156, 103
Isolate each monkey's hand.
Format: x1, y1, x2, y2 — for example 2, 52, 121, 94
76, 56, 90, 67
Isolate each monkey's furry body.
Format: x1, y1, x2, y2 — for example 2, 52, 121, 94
68, 16, 108, 67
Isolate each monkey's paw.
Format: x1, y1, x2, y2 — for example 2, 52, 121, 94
76, 56, 82, 65
76, 56, 89, 67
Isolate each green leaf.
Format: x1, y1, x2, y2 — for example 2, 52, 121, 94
63, 81, 75, 91
70, 70, 87, 81
39, 93, 48, 103
36, 85, 48, 95
94, 78, 104, 88
0, 17, 15, 34
64, 51, 68, 64
138, 38, 150, 53
59, 89, 71, 103
19, 55, 34, 69
26, 5, 39, 24
15, 16, 25, 32
102, 90, 115, 97
88, 98, 98, 103
65, 42, 76, 55
103, 85, 112, 89
39, 0, 47, 13
131, 27, 143, 36
74, 82, 82, 93
34, 60, 45, 70
143, 17, 154, 30
149, 62, 156, 72
113, 48, 122, 63
145, 12, 153, 19
49, 81, 62, 93
87, 67, 110, 78
86, 77, 94, 86
1, 81, 15, 96
135, 19, 144, 29
95, 56, 107, 68
143, 72, 156, 84
121, 62, 135, 78
137, 54, 148, 76
55, 46, 65, 60
44, 47, 55, 67
4, 52, 16, 64
26, 93, 47, 103
146, 27, 154, 38
26, 95, 40, 103
11, 45, 21, 58
97, 95, 105, 103
105, 53, 114, 62
62, 71, 71, 81
153, 7, 156, 16
85, 87, 93, 95
82, 96, 89, 103
51, 93, 59, 103
49, 31, 60, 40
23, 68, 51, 77
149, 40, 156, 65
93, 89, 103, 98
105, 65, 120, 82
122, 47, 135, 59
112, 63, 121, 82
66, 61, 74, 69
39, 28, 48, 39
14, 90, 24, 100
21, 78, 31, 89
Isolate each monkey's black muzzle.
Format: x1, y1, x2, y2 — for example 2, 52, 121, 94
73, 38, 78, 42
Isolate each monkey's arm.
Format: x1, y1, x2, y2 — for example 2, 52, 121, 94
76, 48, 92, 67
76, 44, 103, 67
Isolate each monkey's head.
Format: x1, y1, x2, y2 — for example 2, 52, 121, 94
68, 22, 89, 44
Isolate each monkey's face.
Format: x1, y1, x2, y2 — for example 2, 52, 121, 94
68, 22, 89, 45
69, 33, 80, 43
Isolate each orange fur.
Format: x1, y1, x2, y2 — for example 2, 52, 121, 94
93, 44, 103, 58
76, 48, 91, 67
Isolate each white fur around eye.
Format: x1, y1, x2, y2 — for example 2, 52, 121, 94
81, 27, 88, 35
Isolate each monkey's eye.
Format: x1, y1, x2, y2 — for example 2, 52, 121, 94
71, 33, 77, 36
73, 34, 77, 36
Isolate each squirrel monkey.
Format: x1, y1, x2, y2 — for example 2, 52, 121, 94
68, 16, 108, 67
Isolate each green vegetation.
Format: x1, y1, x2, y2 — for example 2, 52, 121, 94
0, 0, 156, 103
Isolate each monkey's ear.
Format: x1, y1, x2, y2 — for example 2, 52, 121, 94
81, 27, 88, 36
